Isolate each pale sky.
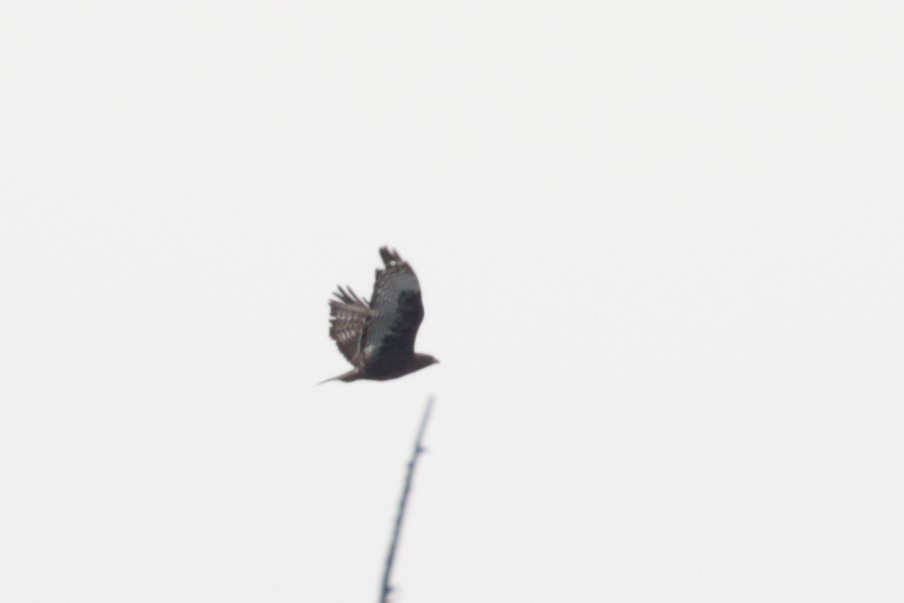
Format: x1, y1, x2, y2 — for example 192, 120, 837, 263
2, 2, 903, 601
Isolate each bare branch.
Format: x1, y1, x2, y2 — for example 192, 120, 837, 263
379, 396, 435, 603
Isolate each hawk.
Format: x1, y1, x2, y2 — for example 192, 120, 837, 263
320, 247, 438, 383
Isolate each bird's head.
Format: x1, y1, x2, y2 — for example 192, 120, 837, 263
412, 353, 439, 372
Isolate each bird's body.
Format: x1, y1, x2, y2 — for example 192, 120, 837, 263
321, 247, 438, 383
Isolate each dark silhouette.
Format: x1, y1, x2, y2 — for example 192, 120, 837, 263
320, 247, 438, 383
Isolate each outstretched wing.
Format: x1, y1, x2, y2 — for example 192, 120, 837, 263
328, 285, 374, 368
361, 247, 425, 363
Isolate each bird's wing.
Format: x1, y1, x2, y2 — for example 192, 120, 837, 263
328, 285, 374, 368
361, 247, 425, 362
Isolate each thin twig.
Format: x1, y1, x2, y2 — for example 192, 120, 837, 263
379, 396, 435, 603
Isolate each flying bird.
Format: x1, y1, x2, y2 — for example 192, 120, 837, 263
320, 247, 438, 383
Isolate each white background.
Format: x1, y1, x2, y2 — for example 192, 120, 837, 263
2, 1, 902, 601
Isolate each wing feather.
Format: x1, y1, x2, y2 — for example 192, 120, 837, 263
328, 286, 373, 367
362, 247, 425, 362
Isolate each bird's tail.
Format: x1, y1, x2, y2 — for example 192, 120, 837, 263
317, 369, 361, 385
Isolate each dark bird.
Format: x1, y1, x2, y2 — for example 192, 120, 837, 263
320, 247, 438, 383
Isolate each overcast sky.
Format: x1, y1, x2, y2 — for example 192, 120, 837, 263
2, 1, 902, 602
